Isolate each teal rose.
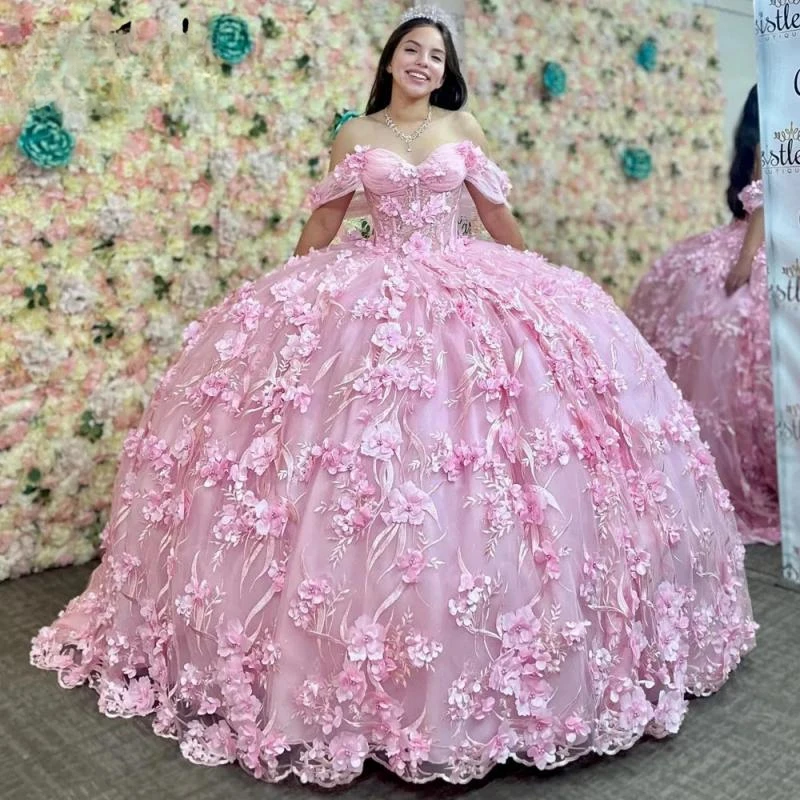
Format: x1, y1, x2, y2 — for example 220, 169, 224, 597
542, 61, 567, 98
209, 14, 253, 65
331, 109, 360, 139
18, 103, 74, 169
621, 147, 652, 180
636, 38, 658, 72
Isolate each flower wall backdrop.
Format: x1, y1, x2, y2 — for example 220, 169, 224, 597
465, 0, 727, 303
0, 0, 399, 580
0, 0, 726, 581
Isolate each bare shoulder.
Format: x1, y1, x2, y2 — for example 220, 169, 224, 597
333, 116, 373, 147
329, 116, 376, 168
449, 110, 489, 150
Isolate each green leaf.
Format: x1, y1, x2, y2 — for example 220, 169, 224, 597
92, 320, 117, 344
248, 113, 268, 138
261, 17, 281, 38
78, 410, 104, 443
516, 130, 535, 150
109, 0, 128, 17
153, 275, 172, 300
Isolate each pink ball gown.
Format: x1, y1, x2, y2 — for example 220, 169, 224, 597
31, 141, 755, 786
628, 180, 778, 545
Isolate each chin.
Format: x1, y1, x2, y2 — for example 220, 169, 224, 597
400, 83, 434, 100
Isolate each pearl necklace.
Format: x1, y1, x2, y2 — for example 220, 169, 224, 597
383, 107, 432, 152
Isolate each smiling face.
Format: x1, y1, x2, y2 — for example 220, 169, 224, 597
388, 25, 446, 101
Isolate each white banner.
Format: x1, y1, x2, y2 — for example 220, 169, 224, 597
754, 0, 800, 583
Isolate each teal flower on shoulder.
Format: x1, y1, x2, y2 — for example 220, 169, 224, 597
18, 103, 74, 169
542, 62, 567, 99
621, 147, 652, 180
331, 109, 360, 139
636, 38, 658, 72
209, 14, 253, 65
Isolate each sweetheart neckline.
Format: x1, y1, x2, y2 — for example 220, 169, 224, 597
359, 140, 469, 169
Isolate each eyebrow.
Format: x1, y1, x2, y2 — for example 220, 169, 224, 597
404, 38, 445, 55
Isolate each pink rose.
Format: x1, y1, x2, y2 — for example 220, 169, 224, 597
371, 322, 407, 353
534, 539, 561, 581
564, 714, 591, 744
402, 232, 433, 260
498, 605, 542, 649
217, 619, 249, 658
457, 140, 482, 171
329, 733, 369, 773
360, 420, 403, 461
239, 435, 278, 477
396, 549, 427, 583
335, 664, 368, 704
384, 481, 434, 526
345, 615, 386, 662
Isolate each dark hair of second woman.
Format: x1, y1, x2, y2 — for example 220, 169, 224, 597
726, 85, 760, 219
365, 18, 467, 115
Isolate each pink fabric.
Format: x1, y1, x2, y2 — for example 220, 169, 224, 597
306, 141, 511, 226
628, 179, 778, 544
739, 180, 764, 215
31, 141, 756, 786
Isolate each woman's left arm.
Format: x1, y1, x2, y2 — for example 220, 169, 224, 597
466, 185, 526, 250
458, 112, 525, 251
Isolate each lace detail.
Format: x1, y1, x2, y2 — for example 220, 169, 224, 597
458, 140, 512, 205
306, 141, 511, 248
306, 147, 366, 210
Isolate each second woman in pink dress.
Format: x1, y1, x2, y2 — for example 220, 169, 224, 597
629, 86, 777, 545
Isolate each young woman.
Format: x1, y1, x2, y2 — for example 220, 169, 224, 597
629, 86, 777, 545
32, 8, 755, 786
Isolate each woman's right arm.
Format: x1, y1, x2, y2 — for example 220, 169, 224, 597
724, 205, 764, 296
293, 121, 361, 257
293, 194, 353, 257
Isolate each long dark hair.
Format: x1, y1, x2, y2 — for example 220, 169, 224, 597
365, 18, 467, 115
726, 85, 760, 219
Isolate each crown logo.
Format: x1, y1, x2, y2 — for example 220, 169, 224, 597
782, 257, 800, 277
774, 121, 800, 142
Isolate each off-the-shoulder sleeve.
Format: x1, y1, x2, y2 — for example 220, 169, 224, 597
306, 156, 360, 210
458, 141, 512, 205
739, 179, 764, 214
305, 147, 371, 215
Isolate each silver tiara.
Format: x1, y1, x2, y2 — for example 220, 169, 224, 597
399, 5, 457, 35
